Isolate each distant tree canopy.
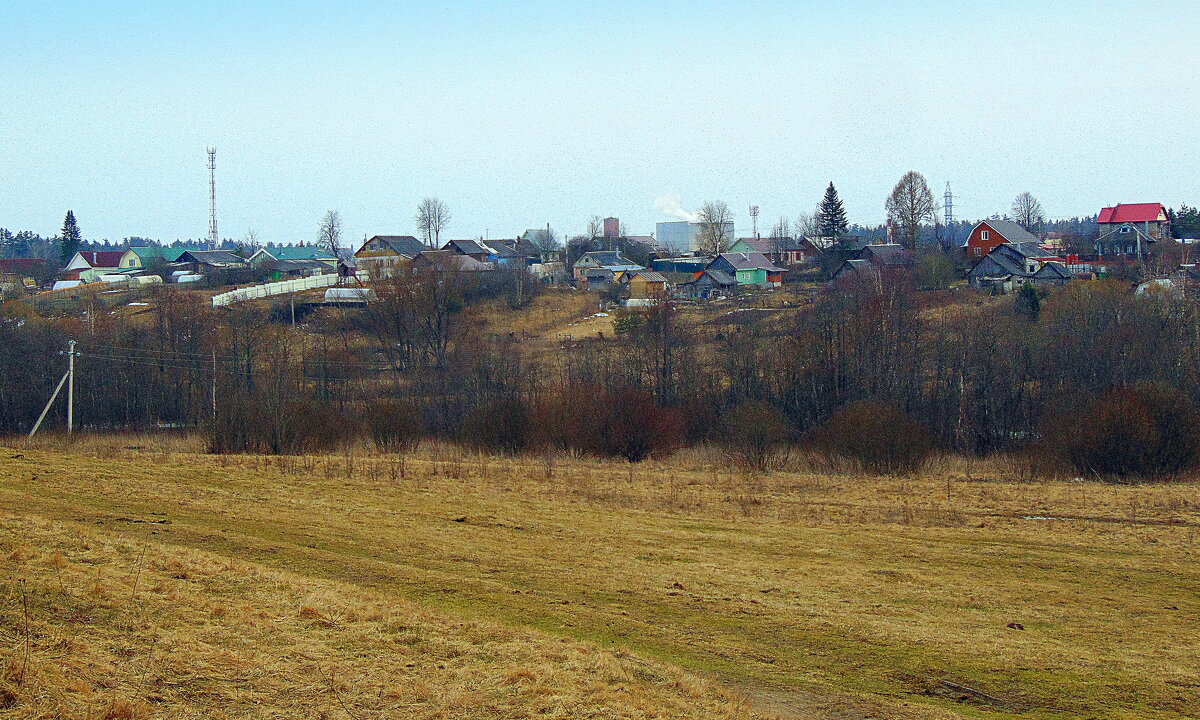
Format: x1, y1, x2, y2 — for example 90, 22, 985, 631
1170, 205, 1200, 239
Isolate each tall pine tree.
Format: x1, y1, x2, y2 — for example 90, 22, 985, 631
815, 182, 849, 239
58, 210, 82, 268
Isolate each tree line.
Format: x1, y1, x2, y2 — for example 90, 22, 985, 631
5, 266, 1200, 479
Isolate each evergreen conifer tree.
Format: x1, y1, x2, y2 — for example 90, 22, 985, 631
815, 183, 849, 239
58, 210, 82, 268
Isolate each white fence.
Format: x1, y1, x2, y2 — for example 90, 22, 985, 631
212, 274, 339, 307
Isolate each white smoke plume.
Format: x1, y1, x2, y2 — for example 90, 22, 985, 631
654, 189, 698, 223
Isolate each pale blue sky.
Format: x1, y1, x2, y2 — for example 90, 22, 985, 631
3, 0, 1198, 244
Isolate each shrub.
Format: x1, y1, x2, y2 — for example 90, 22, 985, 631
719, 401, 792, 472
811, 400, 934, 475
458, 397, 531, 455
364, 399, 424, 453
593, 387, 684, 462
1042, 384, 1200, 480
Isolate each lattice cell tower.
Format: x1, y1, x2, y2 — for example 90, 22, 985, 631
207, 148, 218, 250
944, 182, 954, 229
749, 205, 760, 238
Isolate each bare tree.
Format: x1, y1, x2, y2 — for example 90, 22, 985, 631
695, 200, 734, 256
415, 198, 451, 249
530, 226, 562, 260
794, 211, 818, 240
585, 216, 603, 241
767, 217, 791, 264
1011, 192, 1046, 232
317, 210, 343, 257
885, 171, 937, 251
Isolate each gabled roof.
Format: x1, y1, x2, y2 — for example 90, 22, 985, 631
578, 250, 638, 268
971, 219, 1039, 246
257, 245, 336, 262
831, 259, 878, 282
413, 250, 493, 272
177, 250, 246, 265
265, 259, 331, 272
364, 235, 427, 258
856, 244, 915, 266
1033, 261, 1071, 280
1099, 203, 1167, 224
0, 258, 47, 274
733, 237, 811, 253
713, 251, 786, 272
444, 239, 521, 258
686, 269, 737, 286
627, 270, 667, 283
1004, 242, 1058, 259
73, 251, 125, 268
126, 246, 188, 263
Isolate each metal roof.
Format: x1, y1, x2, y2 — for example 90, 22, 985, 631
1099, 203, 1167, 224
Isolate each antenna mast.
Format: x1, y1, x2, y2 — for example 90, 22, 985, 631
207, 148, 218, 250
749, 205, 760, 238
944, 182, 954, 229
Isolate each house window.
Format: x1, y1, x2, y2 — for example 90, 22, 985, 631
981, 230, 990, 242
973, 247, 982, 257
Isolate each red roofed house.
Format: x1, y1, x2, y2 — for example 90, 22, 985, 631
962, 219, 1040, 260
63, 250, 125, 280
1097, 203, 1170, 259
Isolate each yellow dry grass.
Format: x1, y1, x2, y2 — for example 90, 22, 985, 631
2, 440, 1198, 719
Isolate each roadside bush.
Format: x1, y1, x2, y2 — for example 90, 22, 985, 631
364, 399, 424, 453
719, 401, 792, 472
811, 400, 934, 475
1042, 384, 1200, 480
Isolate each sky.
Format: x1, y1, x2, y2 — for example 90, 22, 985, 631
2, 0, 1198, 245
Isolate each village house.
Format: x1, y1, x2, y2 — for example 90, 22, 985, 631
619, 270, 669, 299
118, 246, 188, 270
573, 251, 643, 283
1096, 203, 1170, 258
728, 236, 820, 266
176, 250, 247, 271
967, 242, 1071, 292
0, 258, 48, 296
442, 239, 524, 268
411, 250, 494, 273
247, 245, 338, 269
705, 252, 786, 287
63, 251, 125, 281
829, 243, 916, 286
354, 235, 427, 280
678, 269, 738, 299
962, 219, 1041, 259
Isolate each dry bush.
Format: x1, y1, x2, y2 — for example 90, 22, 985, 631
208, 394, 355, 455
718, 400, 792, 472
364, 399, 424, 453
1042, 383, 1200, 481
593, 387, 684, 463
458, 397, 531, 455
811, 400, 934, 475
529, 385, 683, 463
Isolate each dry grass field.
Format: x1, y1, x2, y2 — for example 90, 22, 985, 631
2, 437, 1198, 719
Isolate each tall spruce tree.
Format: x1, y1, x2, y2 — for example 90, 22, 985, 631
58, 210, 82, 268
815, 182, 849, 239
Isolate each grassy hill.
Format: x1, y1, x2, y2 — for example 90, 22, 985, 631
2, 440, 1197, 718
